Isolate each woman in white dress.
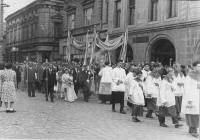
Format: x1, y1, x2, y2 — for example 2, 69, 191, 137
61, 69, 69, 100
65, 71, 77, 102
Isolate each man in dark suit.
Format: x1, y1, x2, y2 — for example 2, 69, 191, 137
71, 62, 80, 95
37, 62, 44, 93
78, 65, 92, 102
43, 64, 57, 102
25, 63, 37, 97
12, 62, 21, 89
94, 64, 101, 94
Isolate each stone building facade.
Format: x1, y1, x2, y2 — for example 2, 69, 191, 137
108, 0, 200, 66
59, 0, 109, 61
5, 0, 64, 62
0, 0, 3, 62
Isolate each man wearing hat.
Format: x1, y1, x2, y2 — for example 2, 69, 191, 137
25, 63, 37, 97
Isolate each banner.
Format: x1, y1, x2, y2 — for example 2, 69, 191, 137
66, 30, 71, 61
90, 27, 96, 64
71, 36, 85, 50
119, 27, 128, 61
83, 33, 89, 65
96, 35, 124, 51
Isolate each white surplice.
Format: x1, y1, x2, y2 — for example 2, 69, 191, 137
181, 74, 199, 114
112, 67, 126, 92
144, 73, 161, 98
124, 72, 135, 100
172, 73, 185, 96
129, 79, 145, 105
157, 79, 176, 107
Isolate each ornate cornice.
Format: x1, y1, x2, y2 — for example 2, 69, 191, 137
51, 14, 63, 20
81, 0, 95, 6
110, 20, 200, 37
66, 4, 76, 11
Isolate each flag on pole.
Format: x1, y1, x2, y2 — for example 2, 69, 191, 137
119, 27, 128, 62
66, 30, 71, 61
90, 27, 96, 64
83, 32, 89, 65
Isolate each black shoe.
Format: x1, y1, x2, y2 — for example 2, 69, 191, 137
32, 96, 35, 97
46, 99, 48, 101
51, 100, 54, 103
112, 109, 116, 112
160, 123, 168, 127
136, 118, 141, 122
191, 133, 199, 138
146, 115, 153, 118
9, 110, 16, 113
175, 123, 183, 128
132, 117, 138, 122
6, 110, 10, 113
120, 110, 126, 114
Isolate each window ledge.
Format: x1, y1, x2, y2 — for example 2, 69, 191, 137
128, 24, 136, 28
164, 16, 179, 22
147, 20, 159, 25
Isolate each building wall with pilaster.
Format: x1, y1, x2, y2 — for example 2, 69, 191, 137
108, 0, 200, 65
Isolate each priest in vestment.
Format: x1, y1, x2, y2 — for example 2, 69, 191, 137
110, 60, 126, 114
181, 60, 200, 138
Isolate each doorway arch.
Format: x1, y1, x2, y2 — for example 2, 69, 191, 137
116, 44, 133, 62
146, 34, 177, 66
194, 40, 200, 61
150, 39, 176, 66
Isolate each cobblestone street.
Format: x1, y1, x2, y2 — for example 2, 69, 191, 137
0, 91, 197, 140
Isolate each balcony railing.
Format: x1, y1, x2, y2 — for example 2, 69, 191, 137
6, 37, 60, 48
64, 24, 100, 36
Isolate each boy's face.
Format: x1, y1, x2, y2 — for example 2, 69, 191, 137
137, 74, 142, 79
132, 72, 136, 77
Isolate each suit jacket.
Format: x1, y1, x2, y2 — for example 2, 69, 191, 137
13, 65, 21, 80
37, 66, 44, 80
71, 67, 79, 83
94, 67, 101, 81
43, 68, 57, 86
79, 70, 93, 84
25, 67, 36, 82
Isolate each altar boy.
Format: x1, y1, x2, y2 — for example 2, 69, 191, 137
129, 69, 145, 122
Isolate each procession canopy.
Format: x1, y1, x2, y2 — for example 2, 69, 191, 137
96, 34, 124, 51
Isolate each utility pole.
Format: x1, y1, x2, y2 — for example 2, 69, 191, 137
0, 0, 9, 62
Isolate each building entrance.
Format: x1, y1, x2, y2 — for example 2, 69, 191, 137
42, 52, 50, 62
151, 39, 176, 66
